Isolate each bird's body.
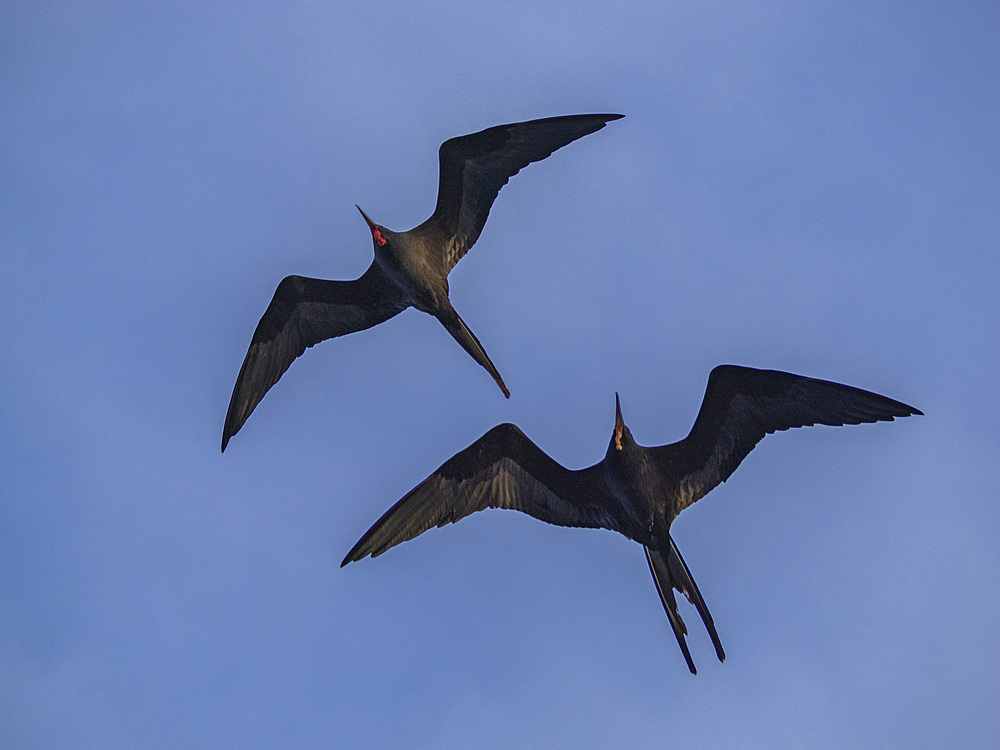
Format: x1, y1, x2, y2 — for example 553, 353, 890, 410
222, 113, 624, 451
342, 365, 921, 673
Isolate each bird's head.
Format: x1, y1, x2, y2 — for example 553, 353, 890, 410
357, 205, 391, 250
608, 392, 637, 456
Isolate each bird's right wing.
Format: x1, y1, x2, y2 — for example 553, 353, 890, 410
222, 267, 409, 451
654, 365, 922, 513
342, 423, 621, 564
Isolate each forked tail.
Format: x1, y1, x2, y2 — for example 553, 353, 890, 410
645, 538, 726, 674
437, 306, 510, 398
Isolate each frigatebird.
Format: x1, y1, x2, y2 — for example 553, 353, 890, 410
222, 113, 624, 451
342, 365, 921, 674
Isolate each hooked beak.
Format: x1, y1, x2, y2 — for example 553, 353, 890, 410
355, 204, 376, 230
356, 204, 386, 247
614, 392, 624, 450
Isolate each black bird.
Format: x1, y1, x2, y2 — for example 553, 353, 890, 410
342, 365, 921, 674
222, 113, 624, 451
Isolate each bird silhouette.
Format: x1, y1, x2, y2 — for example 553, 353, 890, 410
222, 113, 624, 451
342, 365, 921, 674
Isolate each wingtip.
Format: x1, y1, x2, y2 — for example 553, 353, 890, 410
593, 113, 625, 129
890, 396, 922, 418
890, 401, 922, 419
341, 540, 369, 567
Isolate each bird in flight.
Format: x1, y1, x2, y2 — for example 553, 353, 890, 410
222, 113, 624, 451
342, 365, 921, 674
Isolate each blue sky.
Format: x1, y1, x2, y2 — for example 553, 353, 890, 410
2, 1, 998, 747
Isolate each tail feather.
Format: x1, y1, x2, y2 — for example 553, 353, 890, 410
645, 538, 726, 674
437, 306, 510, 398
646, 546, 696, 674
667, 537, 726, 663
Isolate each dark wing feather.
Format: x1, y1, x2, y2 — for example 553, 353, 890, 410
342, 423, 622, 564
418, 113, 623, 272
655, 365, 922, 512
222, 267, 408, 451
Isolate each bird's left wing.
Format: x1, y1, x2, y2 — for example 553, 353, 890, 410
417, 113, 624, 272
653, 365, 922, 514
342, 423, 620, 564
